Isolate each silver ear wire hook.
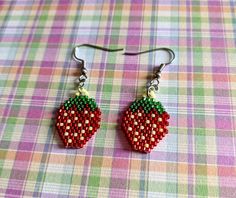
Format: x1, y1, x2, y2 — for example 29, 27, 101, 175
72, 44, 124, 91
72, 44, 124, 62
123, 47, 175, 67
123, 47, 175, 98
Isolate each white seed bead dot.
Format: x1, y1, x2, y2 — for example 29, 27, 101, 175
135, 131, 139, 135
91, 114, 94, 118
78, 123, 82, 127
64, 113, 68, 116
134, 121, 138, 125
145, 144, 149, 148
60, 123, 64, 126
133, 138, 138, 142
64, 132, 69, 136
141, 136, 145, 140
74, 133, 78, 137
68, 139, 72, 143
151, 137, 155, 141
67, 119, 71, 123
151, 114, 155, 118
75, 117, 78, 120
84, 110, 88, 114
138, 113, 142, 117
146, 120, 150, 124
152, 131, 156, 135
71, 111, 75, 114
131, 115, 134, 119
140, 126, 144, 130
80, 136, 84, 140
128, 127, 132, 131
158, 118, 163, 122
89, 126, 93, 131
153, 124, 157, 128
81, 130, 85, 133
85, 120, 89, 124
159, 128, 164, 132
66, 126, 70, 130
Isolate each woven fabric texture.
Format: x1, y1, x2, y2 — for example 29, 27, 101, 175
0, 1, 236, 197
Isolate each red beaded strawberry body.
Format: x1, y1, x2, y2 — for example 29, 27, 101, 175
122, 97, 170, 153
56, 95, 101, 148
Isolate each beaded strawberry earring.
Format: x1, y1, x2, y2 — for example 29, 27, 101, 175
56, 44, 123, 148
122, 47, 175, 153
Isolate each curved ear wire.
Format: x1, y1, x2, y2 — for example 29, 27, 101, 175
72, 44, 124, 63
123, 47, 175, 69
72, 44, 124, 91
123, 47, 175, 97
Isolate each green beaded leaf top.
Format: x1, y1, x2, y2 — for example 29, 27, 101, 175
130, 97, 165, 114
64, 95, 98, 111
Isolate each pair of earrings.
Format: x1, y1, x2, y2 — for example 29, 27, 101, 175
55, 44, 175, 153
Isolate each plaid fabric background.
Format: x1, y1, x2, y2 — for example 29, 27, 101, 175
0, 0, 236, 197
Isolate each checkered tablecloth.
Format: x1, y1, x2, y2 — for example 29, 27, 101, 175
0, 0, 236, 197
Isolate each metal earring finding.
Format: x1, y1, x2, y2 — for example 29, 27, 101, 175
72, 44, 124, 95
123, 47, 175, 98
